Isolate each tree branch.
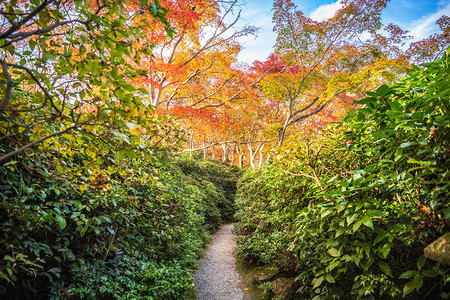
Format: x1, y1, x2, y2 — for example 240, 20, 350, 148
0, 59, 13, 113
8, 62, 61, 114
0, 125, 77, 164
0, 0, 51, 40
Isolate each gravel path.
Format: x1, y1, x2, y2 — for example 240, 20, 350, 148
194, 224, 250, 300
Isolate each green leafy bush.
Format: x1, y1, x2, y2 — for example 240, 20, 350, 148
0, 119, 239, 299
176, 156, 243, 222
235, 49, 450, 299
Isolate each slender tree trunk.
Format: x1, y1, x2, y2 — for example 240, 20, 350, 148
277, 115, 291, 147
238, 144, 244, 168
231, 143, 236, 166
203, 142, 208, 160
189, 131, 194, 157
258, 144, 265, 167
222, 143, 229, 163
247, 143, 255, 168
212, 146, 216, 160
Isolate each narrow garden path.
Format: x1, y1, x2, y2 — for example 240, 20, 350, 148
194, 223, 251, 300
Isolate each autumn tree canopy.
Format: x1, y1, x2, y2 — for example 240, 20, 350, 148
1, 0, 448, 167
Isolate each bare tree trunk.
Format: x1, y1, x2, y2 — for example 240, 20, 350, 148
222, 143, 229, 163
258, 144, 265, 167
203, 142, 208, 160
276, 115, 291, 147
212, 146, 216, 160
247, 143, 257, 168
238, 144, 244, 168
189, 130, 195, 157
231, 143, 236, 166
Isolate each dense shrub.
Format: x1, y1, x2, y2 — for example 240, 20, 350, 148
176, 156, 243, 223
235, 50, 450, 299
0, 113, 239, 299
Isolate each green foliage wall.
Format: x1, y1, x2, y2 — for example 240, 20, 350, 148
176, 157, 243, 223
235, 50, 450, 299
0, 134, 239, 299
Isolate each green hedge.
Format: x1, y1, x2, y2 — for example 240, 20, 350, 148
235, 50, 450, 299
0, 133, 239, 299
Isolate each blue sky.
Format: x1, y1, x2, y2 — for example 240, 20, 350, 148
235, 0, 450, 64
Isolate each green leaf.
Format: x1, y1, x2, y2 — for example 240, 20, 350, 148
29, 39, 36, 50
122, 83, 135, 92
399, 270, 416, 279
422, 269, 439, 278
353, 221, 362, 233
390, 101, 402, 111
49, 267, 61, 273
328, 247, 340, 257
403, 280, 416, 296
4, 255, 14, 262
376, 84, 391, 96
57, 217, 67, 231
357, 97, 376, 105
378, 261, 392, 277
417, 255, 426, 270
412, 273, 423, 290
327, 260, 340, 271
361, 215, 373, 230
400, 142, 417, 148
374, 233, 386, 245
312, 276, 324, 288
325, 275, 335, 283
442, 208, 450, 219
394, 148, 403, 162
346, 213, 358, 225
321, 209, 332, 218
3, 161, 17, 167
417, 136, 428, 145
380, 243, 390, 258
368, 210, 386, 218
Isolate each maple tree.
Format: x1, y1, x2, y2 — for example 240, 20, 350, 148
2, 0, 445, 170
0, 0, 179, 170
254, 0, 413, 146
406, 15, 450, 63
130, 0, 257, 109
166, 0, 447, 166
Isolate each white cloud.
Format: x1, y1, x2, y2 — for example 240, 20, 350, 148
407, 2, 450, 41
309, 1, 344, 22
236, 2, 277, 64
